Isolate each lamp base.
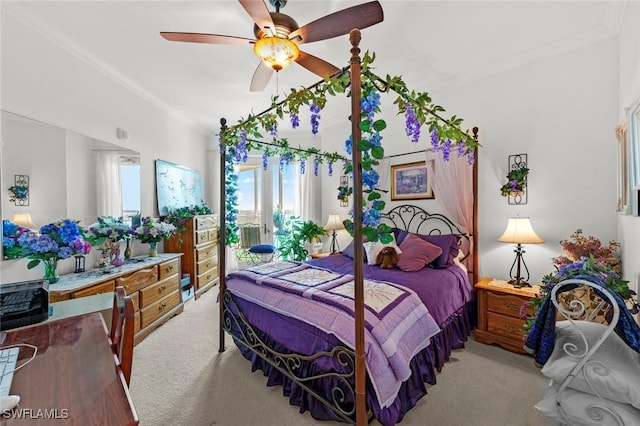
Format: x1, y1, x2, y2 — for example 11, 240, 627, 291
508, 278, 531, 289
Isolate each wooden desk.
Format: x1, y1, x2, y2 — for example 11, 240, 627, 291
1, 313, 139, 425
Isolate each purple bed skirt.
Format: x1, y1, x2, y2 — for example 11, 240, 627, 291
226, 294, 473, 425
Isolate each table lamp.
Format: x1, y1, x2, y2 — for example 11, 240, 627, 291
497, 216, 544, 288
323, 214, 345, 254
11, 212, 37, 230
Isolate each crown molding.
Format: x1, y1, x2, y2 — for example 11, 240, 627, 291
2, 7, 209, 138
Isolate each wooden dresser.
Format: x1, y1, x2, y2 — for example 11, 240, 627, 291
165, 214, 219, 299
48, 254, 183, 345
475, 277, 538, 354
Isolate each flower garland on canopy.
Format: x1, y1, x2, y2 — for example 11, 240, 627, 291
218, 52, 479, 245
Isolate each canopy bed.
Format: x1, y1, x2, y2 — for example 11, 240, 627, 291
216, 30, 479, 425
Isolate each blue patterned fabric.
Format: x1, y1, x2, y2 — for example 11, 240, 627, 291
524, 274, 640, 366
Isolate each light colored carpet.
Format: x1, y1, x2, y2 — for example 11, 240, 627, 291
129, 288, 552, 426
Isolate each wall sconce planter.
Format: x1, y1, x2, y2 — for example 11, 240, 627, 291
500, 154, 528, 205
337, 176, 352, 207
8, 175, 30, 206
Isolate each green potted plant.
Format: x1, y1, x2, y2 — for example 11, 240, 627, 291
276, 217, 327, 261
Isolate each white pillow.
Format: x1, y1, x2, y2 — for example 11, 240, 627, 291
363, 238, 402, 266
541, 320, 640, 408
535, 382, 640, 426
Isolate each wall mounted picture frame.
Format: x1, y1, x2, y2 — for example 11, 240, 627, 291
390, 161, 434, 201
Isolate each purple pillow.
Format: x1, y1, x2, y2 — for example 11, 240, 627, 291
342, 239, 368, 263
396, 233, 443, 272
393, 228, 460, 268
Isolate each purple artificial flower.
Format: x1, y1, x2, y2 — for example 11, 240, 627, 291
345, 135, 353, 155
310, 104, 321, 135
313, 158, 320, 176
430, 129, 439, 151
262, 152, 269, 170
299, 159, 306, 175
404, 104, 420, 143
442, 139, 452, 161
327, 161, 333, 177
457, 141, 466, 156
290, 111, 300, 129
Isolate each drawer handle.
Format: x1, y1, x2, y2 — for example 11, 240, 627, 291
158, 302, 167, 312
166, 265, 174, 272
504, 301, 520, 311
504, 323, 521, 334
158, 285, 167, 294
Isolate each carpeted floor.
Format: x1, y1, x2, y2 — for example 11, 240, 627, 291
129, 288, 552, 426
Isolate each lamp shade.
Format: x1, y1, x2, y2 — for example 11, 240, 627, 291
498, 217, 544, 244
253, 37, 299, 71
323, 214, 345, 231
12, 212, 37, 229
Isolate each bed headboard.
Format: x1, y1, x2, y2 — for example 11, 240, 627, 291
381, 204, 474, 281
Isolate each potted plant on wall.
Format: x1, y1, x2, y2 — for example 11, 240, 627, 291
500, 167, 529, 197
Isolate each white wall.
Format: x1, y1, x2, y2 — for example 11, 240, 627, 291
0, 11, 214, 283
321, 36, 619, 286
618, 1, 640, 294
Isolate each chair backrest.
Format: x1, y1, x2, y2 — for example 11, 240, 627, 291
239, 223, 261, 249
110, 285, 135, 386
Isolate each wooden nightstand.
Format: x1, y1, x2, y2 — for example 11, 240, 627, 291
475, 277, 539, 354
310, 252, 331, 259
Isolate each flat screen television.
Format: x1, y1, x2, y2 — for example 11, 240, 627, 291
155, 159, 204, 216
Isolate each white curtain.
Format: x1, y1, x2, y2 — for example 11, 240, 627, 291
294, 162, 321, 224
95, 151, 122, 217
375, 157, 391, 195
260, 162, 274, 244
425, 151, 473, 234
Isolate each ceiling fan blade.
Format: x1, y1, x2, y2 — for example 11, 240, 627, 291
160, 32, 254, 45
289, 1, 383, 45
250, 61, 275, 92
296, 51, 340, 79
238, 0, 275, 35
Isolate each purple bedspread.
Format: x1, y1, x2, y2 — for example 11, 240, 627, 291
306, 253, 473, 325
226, 260, 441, 408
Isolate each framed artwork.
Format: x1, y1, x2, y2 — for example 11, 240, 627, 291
390, 161, 434, 200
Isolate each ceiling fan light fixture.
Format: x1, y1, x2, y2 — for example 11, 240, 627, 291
253, 36, 299, 71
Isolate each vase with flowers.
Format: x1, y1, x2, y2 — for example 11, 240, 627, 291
87, 216, 133, 267
133, 217, 177, 257
13, 219, 92, 283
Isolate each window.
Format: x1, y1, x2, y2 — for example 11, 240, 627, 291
120, 164, 140, 219
627, 96, 640, 214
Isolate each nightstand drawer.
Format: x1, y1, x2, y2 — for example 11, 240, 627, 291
486, 291, 533, 318
487, 311, 527, 339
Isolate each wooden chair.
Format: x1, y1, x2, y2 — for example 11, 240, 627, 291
110, 285, 135, 386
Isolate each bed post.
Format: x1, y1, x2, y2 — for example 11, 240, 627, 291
219, 117, 228, 353
472, 126, 479, 285
349, 28, 366, 426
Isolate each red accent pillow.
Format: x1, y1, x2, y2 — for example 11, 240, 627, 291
396, 233, 443, 272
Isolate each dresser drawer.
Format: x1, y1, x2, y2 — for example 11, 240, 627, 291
208, 228, 218, 242
486, 291, 533, 318
71, 280, 115, 299
197, 266, 218, 288
130, 291, 139, 312
487, 311, 526, 339
159, 258, 179, 280
139, 274, 180, 308
195, 215, 216, 231
197, 255, 217, 273
196, 230, 211, 245
140, 291, 181, 327
117, 266, 159, 295
134, 311, 141, 334
196, 243, 217, 261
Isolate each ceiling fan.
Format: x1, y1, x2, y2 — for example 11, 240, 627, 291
160, 0, 384, 91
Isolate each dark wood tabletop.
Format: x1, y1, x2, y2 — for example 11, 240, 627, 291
1, 312, 138, 425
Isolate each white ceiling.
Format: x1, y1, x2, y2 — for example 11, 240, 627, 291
1, 1, 626, 136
